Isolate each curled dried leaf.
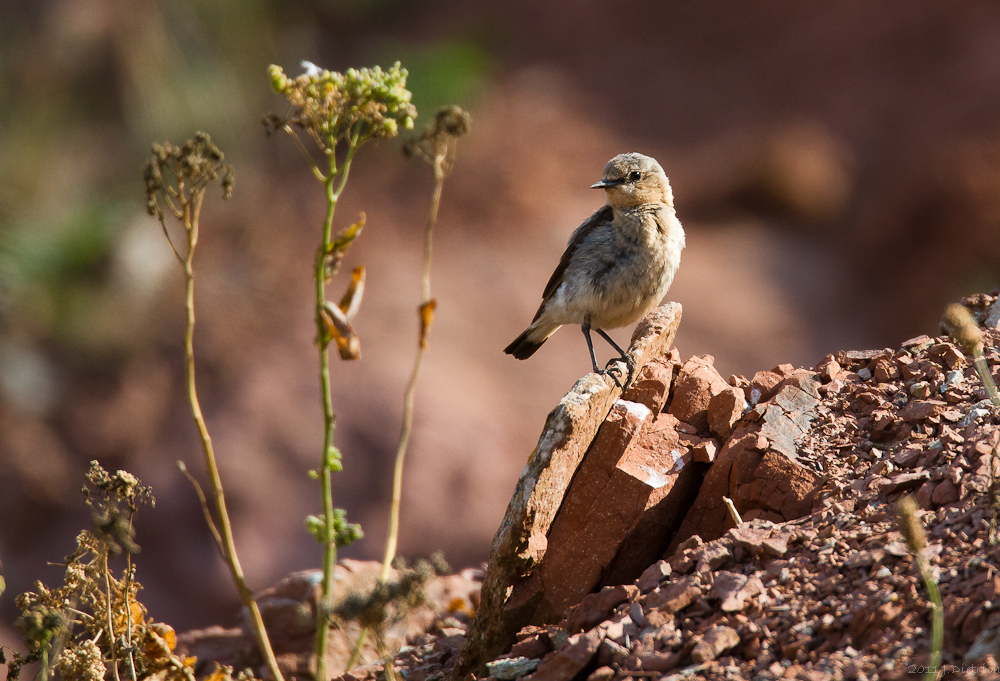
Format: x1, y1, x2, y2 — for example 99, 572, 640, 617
338, 265, 366, 322
419, 299, 437, 349
321, 301, 361, 360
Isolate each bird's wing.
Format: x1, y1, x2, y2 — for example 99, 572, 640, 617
531, 204, 613, 322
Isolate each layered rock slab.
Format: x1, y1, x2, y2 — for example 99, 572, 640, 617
453, 303, 683, 678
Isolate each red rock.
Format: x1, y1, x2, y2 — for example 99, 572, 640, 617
692, 439, 719, 463
595, 639, 629, 667
517, 399, 652, 622
899, 399, 947, 422
457, 305, 683, 678
914, 480, 935, 509
816, 356, 842, 383
667, 355, 730, 432
762, 532, 792, 557
621, 356, 677, 416
893, 447, 922, 468
690, 625, 741, 663
509, 634, 552, 661
708, 387, 748, 440
727, 523, 772, 554
694, 542, 733, 572
524, 627, 605, 681
584, 666, 615, 681
851, 602, 903, 647
599, 414, 702, 587
873, 358, 899, 383
931, 478, 960, 506
879, 471, 929, 494
645, 577, 702, 614
636, 651, 683, 673
635, 560, 671, 593
340, 664, 383, 681
748, 370, 782, 404
709, 571, 765, 612
564, 585, 638, 634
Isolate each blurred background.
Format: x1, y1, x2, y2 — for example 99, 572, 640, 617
3, 0, 1000, 647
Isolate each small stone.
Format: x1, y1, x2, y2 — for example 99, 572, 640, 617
486, 657, 540, 680
762, 533, 791, 557
727, 524, 772, 555
636, 560, 671, 593
690, 625, 741, 663
525, 628, 605, 681
708, 387, 748, 440
879, 471, 930, 494
873, 359, 898, 383
857, 367, 873, 380
899, 399, 947, 422
667, 355, 730, 433
695, 543, 732, 572
709, 571, 765, 613
931, 478, 960, 506
584, 666, 615, 681
564, 585, 638, 634
816, 356, 842, 382
596, 639, 629, 666
941, 345, 967, 370
692, 440, 718, 463
645, 578, 702, 614
748, 370, 783, 404
636, 651, 683, 673
509, 634, 551, 661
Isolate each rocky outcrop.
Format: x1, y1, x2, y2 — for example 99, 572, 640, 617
453, 303, 684, 678
181, 293, 1000, 681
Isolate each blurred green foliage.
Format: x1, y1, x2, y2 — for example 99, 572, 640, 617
0, 0, 489, 367
373, 38, 491, 121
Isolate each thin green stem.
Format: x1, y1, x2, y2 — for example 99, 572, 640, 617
314, 140, 360, 681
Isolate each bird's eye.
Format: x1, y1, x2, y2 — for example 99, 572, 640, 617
627, 171, 641, 182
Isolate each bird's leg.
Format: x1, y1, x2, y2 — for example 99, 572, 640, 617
595, 328, 635, 387
581, 318, 602, 375
582, 319, 624, 390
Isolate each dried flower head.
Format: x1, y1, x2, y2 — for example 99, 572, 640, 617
896, 495, 928, 554
82, 461, 154, 555
941, 302, 984, 355
265, 61, 416, 149
58, 639, 106, 681
143, 132, 234, 221
404, 105, 471, 170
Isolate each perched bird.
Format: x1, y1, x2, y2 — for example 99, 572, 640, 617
504, 152, 685, 387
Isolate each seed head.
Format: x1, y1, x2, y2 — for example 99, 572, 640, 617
942, 303, 984, 355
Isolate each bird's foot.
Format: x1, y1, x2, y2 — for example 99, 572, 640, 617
602, 355, 635, 391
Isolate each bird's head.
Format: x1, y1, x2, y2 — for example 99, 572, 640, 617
591, 152, 673, 209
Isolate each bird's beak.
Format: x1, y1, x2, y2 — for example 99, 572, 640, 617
590, 178, 624, 189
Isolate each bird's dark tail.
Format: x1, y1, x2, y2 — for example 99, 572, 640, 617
504, 329, 546, 359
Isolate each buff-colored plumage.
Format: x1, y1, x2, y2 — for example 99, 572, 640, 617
504, 153, 685, 382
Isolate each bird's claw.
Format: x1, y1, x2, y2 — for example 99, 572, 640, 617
602, 365, 624, 390
602, 357, 634, 391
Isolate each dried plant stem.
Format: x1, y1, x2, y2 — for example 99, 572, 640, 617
381, 151, 445, 579
915, 553, 944, 681
176, 193, 286, 681
347, 145, 449, 673
315, 141, 359, 681
103, 553, 121, 681
124, 558, 138, 681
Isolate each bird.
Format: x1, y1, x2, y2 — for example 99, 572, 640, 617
503, 152, 685, 388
